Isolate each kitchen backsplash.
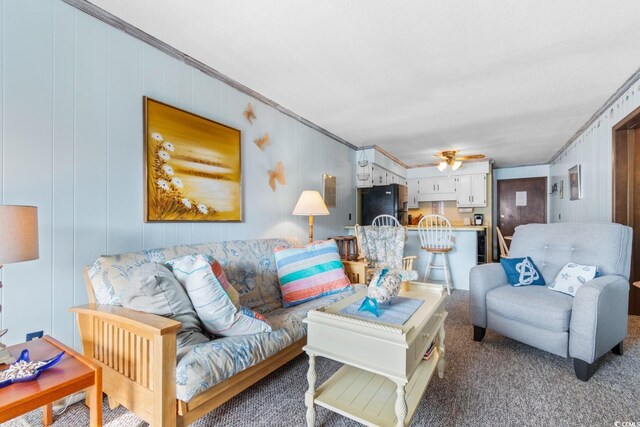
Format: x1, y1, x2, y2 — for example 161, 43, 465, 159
408, 201, 490, 226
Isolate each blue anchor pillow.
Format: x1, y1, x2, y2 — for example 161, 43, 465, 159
500, 256, 546, 287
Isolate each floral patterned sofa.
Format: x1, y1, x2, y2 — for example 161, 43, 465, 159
72, 238, 361, 427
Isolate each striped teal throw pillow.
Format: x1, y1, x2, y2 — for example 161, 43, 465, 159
274, 240, 352, 307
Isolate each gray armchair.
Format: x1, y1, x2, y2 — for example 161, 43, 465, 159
469, 223, 632, 381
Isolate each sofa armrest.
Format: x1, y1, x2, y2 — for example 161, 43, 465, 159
469, 263, 509, 328
70, 304, 182, 336
70, 304, 180, 426
569, 275, 629, 363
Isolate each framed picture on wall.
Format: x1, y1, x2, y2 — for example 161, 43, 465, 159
559, 180, 564, 199
323, 174, 336, 208
568, 165, 582, 201
144, 97, 242, 222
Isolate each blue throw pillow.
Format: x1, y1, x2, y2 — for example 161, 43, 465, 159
500, 256, 546, 287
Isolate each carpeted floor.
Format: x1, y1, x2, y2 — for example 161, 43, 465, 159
5, 291, 640, 426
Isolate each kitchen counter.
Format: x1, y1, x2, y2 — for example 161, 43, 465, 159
407, 225, 486, 231
344, 225, 487, 231
344, 225, 485, 290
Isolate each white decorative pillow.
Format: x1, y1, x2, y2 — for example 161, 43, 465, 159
166, 254, 272, 336
548, 262, 597, 296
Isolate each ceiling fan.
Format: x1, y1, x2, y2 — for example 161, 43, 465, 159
433, 150, 485, 171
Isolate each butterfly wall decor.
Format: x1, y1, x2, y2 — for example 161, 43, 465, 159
243, 102, 256, 124
254, 133, 271, 151
268, 161, 286, 192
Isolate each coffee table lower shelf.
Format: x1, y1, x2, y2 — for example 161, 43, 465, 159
314, 350, 440, 427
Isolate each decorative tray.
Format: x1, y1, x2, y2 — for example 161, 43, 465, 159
0, 349, 65, 388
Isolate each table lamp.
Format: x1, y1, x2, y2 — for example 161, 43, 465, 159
0, 205, 39, 363
292, 191, 329, 244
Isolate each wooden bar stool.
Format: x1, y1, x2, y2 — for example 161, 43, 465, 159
417, 214, 454, 294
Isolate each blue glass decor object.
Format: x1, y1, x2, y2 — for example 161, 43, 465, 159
358, 268, 402, 317
0, 349, 65, 388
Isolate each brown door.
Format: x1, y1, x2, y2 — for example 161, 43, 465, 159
497, 177, 547, 241
612, 105, 640, 316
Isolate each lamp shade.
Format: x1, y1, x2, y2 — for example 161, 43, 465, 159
0, 205, 39, 265
292, 191, 329, 216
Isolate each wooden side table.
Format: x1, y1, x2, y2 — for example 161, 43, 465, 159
341, 260, 368, 284
0, 335, 102, 426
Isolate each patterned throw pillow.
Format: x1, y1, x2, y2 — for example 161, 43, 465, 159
500, 256, 546, 287
121, 262, 210, 350
166, 254, 272, 336
548, 262, 597, 296
274, 240, 352, 307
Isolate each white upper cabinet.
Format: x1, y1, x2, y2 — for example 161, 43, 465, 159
407, 179, 419, 208
456, 174, 486, 207
417, 176, 457, 201
372, 166, 388, 186
438, 177, 457, 194
355, 148, 408, 188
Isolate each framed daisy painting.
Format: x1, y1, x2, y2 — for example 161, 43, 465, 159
144, 97, 242, 222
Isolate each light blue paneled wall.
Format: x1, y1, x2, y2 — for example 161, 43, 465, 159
550, 77, 640, 223
0, 0, 356, 347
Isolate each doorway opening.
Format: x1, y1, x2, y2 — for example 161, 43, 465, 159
497, 177, 547, 259
612, 105, 640, 316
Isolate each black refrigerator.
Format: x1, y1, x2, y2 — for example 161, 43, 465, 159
360, 184, 408, 225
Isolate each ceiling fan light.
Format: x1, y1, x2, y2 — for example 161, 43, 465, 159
437, 161, 447, 171
452, 160, 462, 170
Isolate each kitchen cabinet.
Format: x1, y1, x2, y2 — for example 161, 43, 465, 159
456, 174, 486, 207
417, 176, 457, 201
388, 173, 397, 184
372, 166, 387, 186
407, 179, 419, 208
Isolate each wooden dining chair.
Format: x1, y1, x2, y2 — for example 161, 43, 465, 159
371, 214, 401, 227
496, 226, 510, 258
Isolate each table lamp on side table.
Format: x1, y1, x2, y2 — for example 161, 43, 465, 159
0, 205, 39, 364
292, 191, 329, 244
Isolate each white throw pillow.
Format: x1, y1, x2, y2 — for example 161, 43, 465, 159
166, 254, 272, 336
548, 262, 597, 297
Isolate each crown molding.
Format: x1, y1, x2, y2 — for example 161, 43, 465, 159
549, 66, 640, 164
63, 0, 357, 150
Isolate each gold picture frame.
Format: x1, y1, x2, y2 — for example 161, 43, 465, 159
323, 174, 336, 208
144, 97, 242, 222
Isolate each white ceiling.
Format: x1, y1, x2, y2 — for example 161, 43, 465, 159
88, 0, 640, 167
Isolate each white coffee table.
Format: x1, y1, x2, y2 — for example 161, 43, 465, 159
303, 282, 447, 427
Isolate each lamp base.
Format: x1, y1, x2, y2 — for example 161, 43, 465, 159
0, 348, 13, 364
308, 215, 314, 244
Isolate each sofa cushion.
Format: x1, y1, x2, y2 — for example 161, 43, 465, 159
87, 238, 294, 313
121, 262, 209, 351
274, 240, 352, 307
486, 285, 574, 333
175, 284, 366, 402
167, 254, 272, 337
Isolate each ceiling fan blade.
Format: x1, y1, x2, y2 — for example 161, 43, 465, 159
415, 162, 441, 168
455, 154, 485, 161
